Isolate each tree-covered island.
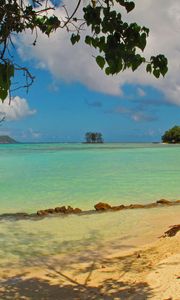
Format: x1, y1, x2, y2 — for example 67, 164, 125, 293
85, 132, 104, 143
162, 126, 180, 143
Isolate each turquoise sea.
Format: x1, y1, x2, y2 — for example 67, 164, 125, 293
0, 143, 180, 213
0, 143, 180, 270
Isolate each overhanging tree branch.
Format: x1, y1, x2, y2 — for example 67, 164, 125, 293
61, 0, 82, 28
0, 0, 168, 103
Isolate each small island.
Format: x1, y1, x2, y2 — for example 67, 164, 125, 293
84, 132, 104, 143
0, 135, 18, 144
162, 125, 180, 143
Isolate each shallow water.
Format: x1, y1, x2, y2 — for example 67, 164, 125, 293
0, 143, 180, 213
0, 143, 179, 269
0, 205, 179, 271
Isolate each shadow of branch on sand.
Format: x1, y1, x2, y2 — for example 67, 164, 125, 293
0, 268, 153, 300
0, 222, 156, 299
0, 223, 155, 299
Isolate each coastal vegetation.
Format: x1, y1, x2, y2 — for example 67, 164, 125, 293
162, 125, 180, 143
0, 0, 168, 101
85, 132, 104, 143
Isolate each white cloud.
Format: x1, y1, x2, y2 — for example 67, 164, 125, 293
0, 96, 36, 121
28, 128, 41, 138
131, 112, 156, 122
17, 0, 180, 105
137, 88, 146, 97
115, 105, 156, 122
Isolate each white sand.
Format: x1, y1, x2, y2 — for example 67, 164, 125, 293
0, 231, 179, 299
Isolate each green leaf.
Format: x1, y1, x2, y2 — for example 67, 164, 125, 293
0, 63, 15, 102
160, 66, 168, 77
125, 2, 135, 13
70, 34, 80, 45
91, 37, 99, 48
85, 36, 92, 45
0, 88, 8, 102
96, 56, 105, 69
142, 26, 149, 36
153, 69, 160, 78
116, 60, 123, 72
146, 64, 152, 73
94, 26, 100, 34
132, 57, 142, 71
138, 33, 147, 51
99, 36, 105, 52
105, 67, 111, 75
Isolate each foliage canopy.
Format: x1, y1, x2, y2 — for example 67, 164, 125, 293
85, 132, 103, 143
162, 126, 180, 144
0, 0, 168, 102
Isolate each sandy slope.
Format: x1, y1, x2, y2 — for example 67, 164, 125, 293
0, 231, 179, 300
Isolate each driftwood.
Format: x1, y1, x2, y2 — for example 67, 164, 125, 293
162, 224, 180, 238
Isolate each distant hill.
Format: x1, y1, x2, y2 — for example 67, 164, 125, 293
0, 135, 18, 144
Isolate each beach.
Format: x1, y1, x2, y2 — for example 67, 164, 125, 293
0, 143, 179, 299
1, 0, 180, 296
0, 216, 179, 300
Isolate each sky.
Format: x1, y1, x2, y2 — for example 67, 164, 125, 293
0, 0, 180, 142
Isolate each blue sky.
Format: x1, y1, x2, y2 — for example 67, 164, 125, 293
0, 0, 180, 142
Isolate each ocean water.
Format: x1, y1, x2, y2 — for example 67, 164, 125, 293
0, 143, 180, 213
0, 143, 180, 270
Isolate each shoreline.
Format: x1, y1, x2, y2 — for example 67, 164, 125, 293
0, 198, 180, 221
0, 226, 179, 299
0, 200, 179, 299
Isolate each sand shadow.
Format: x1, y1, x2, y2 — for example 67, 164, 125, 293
0, 272, 153, 300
